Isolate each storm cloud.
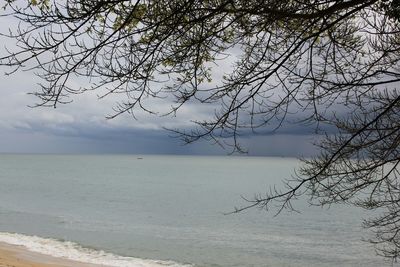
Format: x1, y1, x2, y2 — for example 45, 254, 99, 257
0, 14, 325, 157
0, 60, 327, 156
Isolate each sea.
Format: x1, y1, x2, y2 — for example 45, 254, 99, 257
0, 154, 393, 266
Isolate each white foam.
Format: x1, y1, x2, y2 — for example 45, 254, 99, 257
0, 232, 193, 267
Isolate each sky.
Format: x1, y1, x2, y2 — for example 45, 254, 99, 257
0, 13, 321, 157
0, 66, 322, 156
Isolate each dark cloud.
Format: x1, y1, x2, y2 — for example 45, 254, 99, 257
0, 123, 321, 156
0, 19, 325, 157
0, 65, 322, 156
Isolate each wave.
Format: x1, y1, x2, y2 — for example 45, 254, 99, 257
0, 232, 193, 267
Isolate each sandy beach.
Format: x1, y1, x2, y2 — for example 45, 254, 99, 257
0, 242, 103, 267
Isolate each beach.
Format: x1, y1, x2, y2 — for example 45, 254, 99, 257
0, 242, 101, 267
0, 154, 390, 267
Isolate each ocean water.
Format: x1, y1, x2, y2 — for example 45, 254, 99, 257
0, 154, 392, 266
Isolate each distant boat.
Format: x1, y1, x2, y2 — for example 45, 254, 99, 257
137, 157, 143, 160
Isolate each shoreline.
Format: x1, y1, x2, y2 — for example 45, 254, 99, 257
0, 232, 192, 267
0, 242, 104, 267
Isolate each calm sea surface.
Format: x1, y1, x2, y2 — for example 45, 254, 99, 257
0, 154, 392, 266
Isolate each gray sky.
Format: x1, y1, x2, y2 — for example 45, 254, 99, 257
0, 66, 320, 156
0, 15, 321, 157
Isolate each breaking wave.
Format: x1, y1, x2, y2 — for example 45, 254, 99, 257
0, 232, 193, 267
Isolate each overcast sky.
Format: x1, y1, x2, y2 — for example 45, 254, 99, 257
0, 14, 321, 157
0, 66, 322, 156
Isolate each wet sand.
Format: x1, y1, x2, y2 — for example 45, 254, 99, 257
0, 242, 104, 267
